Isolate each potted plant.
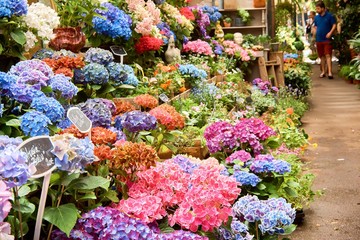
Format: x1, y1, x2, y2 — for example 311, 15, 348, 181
339, 65, 352, 83
237, 9, 251, 26
349, 58, 360, 84
223, 16, 232, 27
257, 34, 271, 48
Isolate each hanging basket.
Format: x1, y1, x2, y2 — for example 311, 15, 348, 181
253, 0, 266, 8
49, 27, 86, 53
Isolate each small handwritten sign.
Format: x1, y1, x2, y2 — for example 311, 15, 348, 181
159, 93, 170, 103
110, 45, 127, 56
67, 107, 92, 133
16, 136, 56, 179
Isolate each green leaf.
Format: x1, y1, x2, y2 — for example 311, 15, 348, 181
284, 187, 298, 197
10, 29, 26, 45
157, 133, 164, 144
102, 190, 120, 203
43, 203, 78, 237
67, 176, 110, 191
97, 83, 116, 95
119, 84, 136, 89
17, 185, 31, 197
282, 224, 297, 235
257, 183, 267, 190
287, 181, 300, 188
98, 165, 109, 178
77, 192, 97, 201
163, 133, 175, 142
41, 86, 53, 93
0, 43, 3, 54
12, 198, 36, 214
61, 173, 81, 186
91, 85, 102, 90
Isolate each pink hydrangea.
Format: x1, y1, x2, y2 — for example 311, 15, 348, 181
222, 40, 251, 61
226, 150, 252, 163
183, 40, 214, 56
116, 158, 240, 232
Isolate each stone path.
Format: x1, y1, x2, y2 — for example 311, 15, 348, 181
289, 65, 360, 240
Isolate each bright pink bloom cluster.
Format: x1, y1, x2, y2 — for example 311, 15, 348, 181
183, 39, 213, 56
135, 36, 163, 54
204, 118, 277, 155
222, 40, 251, 61
226, 150, 252, 164
116, 158, 240, 232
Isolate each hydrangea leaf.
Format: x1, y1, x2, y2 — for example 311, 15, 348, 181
43, 203, 78, 237
12, 198, 35, 214
67, 176, 110, 191
6, 119, 21, 127
10, 29, 26, 45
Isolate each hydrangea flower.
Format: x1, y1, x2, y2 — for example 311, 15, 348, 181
182, 39, 213, 55
233, 170, 261, 187
51, 134, 95, 173
9, 83, 45, 104
0, 136, 23, 150
201, 6, 222, 23
226, 150, 252, 163
78, 98, 112, 128
106, 62, 138, 87
0, 0, 27, 18
9, 59, 54, 79
0, 71, 16, 92
31, 96, 65, 122
32, 48, 54, 60
172, 155, 200, 174
84, 48, 114, 65
57, 118, 72, 130
83, 63, 109, 85
20, 111, 51, 136
179, 64, 207, 79
250, 154, 291, 174
0, 146, 30, 188
49, 74, 78, 100
0, 180, 12, 222
93, 3, 132, 40
120, 111, 157, 133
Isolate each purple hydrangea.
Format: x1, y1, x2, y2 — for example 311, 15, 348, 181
20, 111, 51, 136
31, 96, 65, 122
0, 146, 30, 188
114, 116, 123, 130
16, 70, 50, 89
49, 74, 78, 100
233, 170, 261, 187
83, 63, 109, 85
9, 60, 54, 79
250, 154, 291, 174
226, 150, 252, 164
52, 136, 95, 173
160, 230, 208, 240
0, 136, 23, 150
204, 121, 238, 153
9, 83, 45, 104
157, 22, 176, 45
78, 98, 112, 128
51, 206, 157, 240
97, 98, 116, 116
84, 48, 114, 65
171, 155, 200, 174
93, 3, 132, 40
73, 69, 86, 84
108, 127, 127, 141
120, 111, 157, 133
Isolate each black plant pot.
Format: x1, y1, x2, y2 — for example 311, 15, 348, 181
294, 209, 305, 225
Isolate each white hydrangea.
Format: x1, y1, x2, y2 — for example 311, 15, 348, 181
24, 31, 37, 52
24, 3, 60, 41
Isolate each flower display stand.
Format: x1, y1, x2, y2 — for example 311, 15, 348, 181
258, 51, 285, 87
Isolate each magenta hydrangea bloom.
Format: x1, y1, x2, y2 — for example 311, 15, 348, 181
226, 150, 252, 164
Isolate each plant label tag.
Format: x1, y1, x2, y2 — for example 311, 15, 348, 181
110, 45, 127, 56
159, 93, 170, 103
16, 136, 56, 179
67, 107, 92, 133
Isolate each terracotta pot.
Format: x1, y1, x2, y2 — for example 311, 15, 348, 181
253, 0, 266, 8
223, 22, 231, 28
49, 27, 86, 53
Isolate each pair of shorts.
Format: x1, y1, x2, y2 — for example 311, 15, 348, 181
316, 41, 332, 57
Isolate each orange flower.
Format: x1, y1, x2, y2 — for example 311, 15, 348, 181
286, 108, 294, 115
134, 94, 158, 109
94, 145, 112, 162
91, 127, 117, 145
113, 99, 136, 115
286, 117, 293, 124
160, 83, 169, 90
179, 86, 187, 93
60, 125, 87, 138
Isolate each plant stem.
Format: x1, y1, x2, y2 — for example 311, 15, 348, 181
46, 185, 65, 240
255, 221, 259, 240
13, 187, 24, 240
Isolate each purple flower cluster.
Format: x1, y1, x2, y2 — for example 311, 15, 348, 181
232, 195, 296, 235
226, 150, 252, 164
252, 78, 279, 95
78, 98, 112, 128
20, 111, 51, 136
49, 74, 78, 100
52, 135, 95, 173
0, 180, 12, 222
93, 3, 132, 40
84, 48, 114, 65
83, 63, 109, 85
9, 60, 54, 80
109, 127, 127, 141
192, 7, 211, 39
31, 96, 65, 122
212, 40, 224, 55
0, 145, 30, 188
120, 111, 157, 133
157, 22, 176, 44
250, 154, 291, 174
0, 136, 23, 150
172, 155, 200, 174
98, 98, 116, 116
204, 121, 236, 153
9, 83, 45, 104
51, 206, 157, 240
233, 170, 261, 187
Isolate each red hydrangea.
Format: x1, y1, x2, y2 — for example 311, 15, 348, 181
180, 7, 195, 21
135, 36, 163, 54
149, 104, 185, 130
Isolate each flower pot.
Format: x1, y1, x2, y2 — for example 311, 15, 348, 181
353, 79, 360, 85
223, 21, 231, 28
270, 43, 280, 52
253, 0, 266, 8
234, 18, 244, 26
49, 27, 86, 53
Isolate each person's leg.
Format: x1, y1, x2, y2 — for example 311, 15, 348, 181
320, 56, 326, 76
317, 42, 326, 77
324, 42, 333, 78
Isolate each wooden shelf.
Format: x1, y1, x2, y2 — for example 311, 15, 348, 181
222, 25, 266, 30
219, 8, 266, 11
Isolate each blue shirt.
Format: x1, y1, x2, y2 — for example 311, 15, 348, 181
314, 11, 336, 42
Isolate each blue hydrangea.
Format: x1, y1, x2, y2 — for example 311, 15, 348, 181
106, 62, 128, 85
0, 0, 27, 18
20, 111, 51, 136
179, 64, 208, 79
93, 3, 132, 40
49, 74, 78, 100
120, 111, 157, 133
273, 160, 291, 174
32, 48, 54, 60
0, 71, 16, 92
191, 83, 220, 104
161, 230, 207, 239
31, 96, 65, 122
10, 84, 45, 104
157, 22, 176, 44
9, 59, 54, 79
54, 136, 95, 173
57, 118, 72, 130
233, 170, 261, 187
250, 155, 291, 174
114, 115, 123, 130
201, 6, 222, 23
0, 146, 29, 188
123, 73, 139, 86
83, 63, 109, 85
73, 69, 86, 84
172, 155, 200, 174
231, 220, 248, 233
109, 127, 127, 141
85, 48, 114, 65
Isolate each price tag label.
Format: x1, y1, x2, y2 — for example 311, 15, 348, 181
16, 136, 55, 179
67, 107, 92, 133
159, 93, 170, 103
110, 45, 127, 56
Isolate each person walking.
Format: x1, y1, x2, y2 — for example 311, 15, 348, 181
314, 1, 337, 79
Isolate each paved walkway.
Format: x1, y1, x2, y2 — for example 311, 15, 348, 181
289, 65, 360, 239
